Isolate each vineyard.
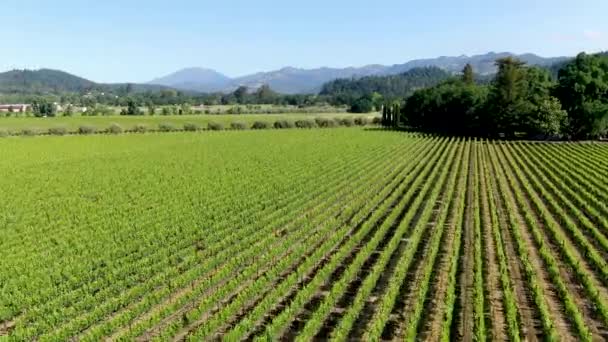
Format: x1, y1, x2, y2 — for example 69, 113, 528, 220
1, 129, 608, 341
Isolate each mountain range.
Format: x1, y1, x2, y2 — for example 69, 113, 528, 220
148, 52, 569, 94
0, 52, 571, 96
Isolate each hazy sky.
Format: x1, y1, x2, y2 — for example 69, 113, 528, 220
1, 0, 606, 83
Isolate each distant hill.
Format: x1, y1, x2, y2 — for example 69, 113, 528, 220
0, 52, 577, 96
149, 67, 232, 93
0, 69, 169, 95
0, 69, 97, 93
231, 65, 388, 94
320, 67, 451, 101
381, 52, 569, 76
149, 52, 570, 94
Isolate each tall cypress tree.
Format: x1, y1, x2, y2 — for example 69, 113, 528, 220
393, 103, 400, 128
382, 105, 388, 126
462, 63, 475, 84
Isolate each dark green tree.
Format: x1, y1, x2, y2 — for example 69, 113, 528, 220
32, 100, 57, 117
556, 53, 608, 138
462, 63, 474, 84
234, 86, 249, 104
486, 57, 530, 137
255, 85, 278, 104
63, 104, 74, 117
147, 104, 156, 116
125, 99, 142, 115
392, 103, 401, 128
381, 105, 388, 126
350, 97, 374, 113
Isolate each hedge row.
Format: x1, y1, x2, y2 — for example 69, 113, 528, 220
0, 117, 381, 137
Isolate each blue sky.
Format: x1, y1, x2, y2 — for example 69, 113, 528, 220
2, 0, 606, 83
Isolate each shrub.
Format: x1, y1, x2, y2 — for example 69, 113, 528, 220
183, 123, 200, 132
354, 117, 369, 126
158, 123, 176, 132
230, 122, 247, 130
107, 123, 123, 134
251, 121, 270, 129
371, 116, 382, 125
0, 129, 9, 137
207, 122, 224, 131
132, 124, 148, 133
295, 119, 316, 129
21, 128, 38, 136
338, 117, 355, 127
274, 120, 294, 129
315, 117, 338, 128
78, 125, 97, 134
326, 118, 340, 128
48, 126, 68, 136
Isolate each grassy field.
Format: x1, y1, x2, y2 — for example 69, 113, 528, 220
1, 129, 608, 341
0, 113, 368, 134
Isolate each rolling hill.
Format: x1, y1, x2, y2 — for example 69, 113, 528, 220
0, 69, 169, 95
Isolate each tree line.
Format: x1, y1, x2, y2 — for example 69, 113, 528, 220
393, 53, 608, 140
1, 67, 455, 114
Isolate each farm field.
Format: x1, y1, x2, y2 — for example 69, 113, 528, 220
0, 113, 363, 134
1, 129, 608, 341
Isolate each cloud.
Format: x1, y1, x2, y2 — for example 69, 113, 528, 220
583, 29, 603, 40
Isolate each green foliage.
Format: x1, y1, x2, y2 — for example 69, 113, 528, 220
179, 104, 191, 115
255, 85, 278, 104
350, 97, 374, 113
294, 119, 316, 128
556, 53, 608, 138
0, 128, 10, 137
273, 120, 294, 129
404, 80, 489, 135
31, 100, 57, 117
161, 107, 172, 116
158, 122, 177, 132
354, 117, 369, 126
63, 105, 74, 117
338, 117, 355, 127
78, 125, 96, 134
251, 121, 270, 129
183, 123, 200, 132
147, 105, 156, 116
524, 97, 567, 138
321, 67, 451, 106
89, 104, 113, 116
121, 99, 144, 116
21, 127, 38, 136
132, 124, 148, 133
403, 59, 570, 138
107, 123, 123, 134
230, 122, 247, 130
234, 86, 249, 104
314, 117, 338, 128
486, 57, 532, 136
48, 126, 68, 136
207, 122, 224, 131
462, 63, 475, 84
